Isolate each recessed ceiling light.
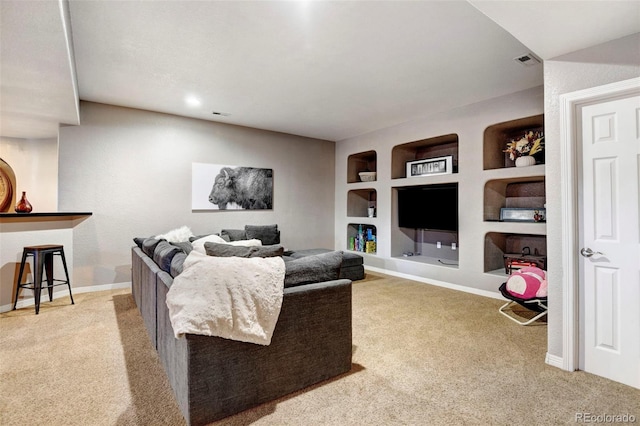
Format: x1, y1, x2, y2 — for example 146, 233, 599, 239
185, 96, 201, 107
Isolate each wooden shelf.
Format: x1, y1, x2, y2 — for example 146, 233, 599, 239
347, 223, 377, 254
391, 133, 458, 179
484, 177, 545, 221
347, 189, 377, 218
484, 232, 546, 273
391, 174, 459, 188
483, 114, 544, 170
0, 212, 92, 223
482, 114, 547, 273
347, 151, 377, 183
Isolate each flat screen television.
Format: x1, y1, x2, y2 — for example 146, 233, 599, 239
397, 183, 458, 231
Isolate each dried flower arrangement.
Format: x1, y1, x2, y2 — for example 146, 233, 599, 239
504, 131, 544, 161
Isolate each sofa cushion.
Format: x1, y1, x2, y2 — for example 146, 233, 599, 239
290, 248, 363, 268
284, 250, 343, 288
170, 252, 188, 277
338, 252, 364, 268
204, 242, 284, 258
133, 237, 145, 249
142, 238, 162, 258
220, 229, 247, 241
245, 224, 280, 245
153, 241, 182, 273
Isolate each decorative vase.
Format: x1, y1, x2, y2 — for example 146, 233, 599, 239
515, 156, 536, 167
15, 191, 33, 213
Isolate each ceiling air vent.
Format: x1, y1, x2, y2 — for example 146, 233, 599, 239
514, 53, 541, 67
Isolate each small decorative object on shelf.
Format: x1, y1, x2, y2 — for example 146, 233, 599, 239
515, 156, 536, 167
504, 130, 544, 167
500, 207, 546, 222
349, 237, 356, 251
365, 240, 376, 254
356, 224, 365, 251
406, 155, 453, 177
15, 191, 33, 213
533, 209, 545, 222
365, 228, 376, 253
350, 224, 377, 253
358, 171, 376, 182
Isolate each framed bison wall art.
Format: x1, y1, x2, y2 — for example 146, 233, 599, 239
192, 162, 273, 210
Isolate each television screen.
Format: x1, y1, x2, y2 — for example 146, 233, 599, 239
397, 183, 458, 231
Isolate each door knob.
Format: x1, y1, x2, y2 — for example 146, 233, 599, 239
580, 247, 603, 258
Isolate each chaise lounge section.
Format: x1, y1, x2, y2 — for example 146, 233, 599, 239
284, 248, 364, 281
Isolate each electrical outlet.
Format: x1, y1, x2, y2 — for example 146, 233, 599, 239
436, 241, 442, 249
452, 242, 457, 250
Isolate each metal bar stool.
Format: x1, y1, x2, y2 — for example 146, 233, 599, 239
13, 245, 74, 314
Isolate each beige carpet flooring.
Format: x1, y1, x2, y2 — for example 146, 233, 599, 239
1, 272, 638, 425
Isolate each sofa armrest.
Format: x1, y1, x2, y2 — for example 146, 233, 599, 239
132, 246, 161, 347
157, 276, 352, 425
283, 278, 351, 295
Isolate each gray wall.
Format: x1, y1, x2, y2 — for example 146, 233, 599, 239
335, 86, 544, 296
544, 33, 640, 358
58, 101, 335, 288
0, 137, 58, 211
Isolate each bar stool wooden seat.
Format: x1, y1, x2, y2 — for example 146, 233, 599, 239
13, 245, 74, 314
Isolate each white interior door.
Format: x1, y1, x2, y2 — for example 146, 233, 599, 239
579, 94, 640, 389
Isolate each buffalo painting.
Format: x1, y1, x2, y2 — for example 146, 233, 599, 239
192, 163, 273, 210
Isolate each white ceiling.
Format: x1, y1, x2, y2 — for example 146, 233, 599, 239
469, 0, 640, 60
0, 0, 79, 139
1, 1, 638, 142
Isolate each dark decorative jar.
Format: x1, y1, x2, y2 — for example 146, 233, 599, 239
15, 191, 33, 213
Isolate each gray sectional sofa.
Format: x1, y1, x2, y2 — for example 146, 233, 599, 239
131, 227, 356, 425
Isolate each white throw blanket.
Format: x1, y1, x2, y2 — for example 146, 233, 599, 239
165, 251, 285, 345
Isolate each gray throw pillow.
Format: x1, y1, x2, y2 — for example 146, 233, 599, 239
133, 237, 145, 249
204, 242, 254, 258
142, 238, 162, 258
153, 241, 181, 273
170, 252, 188, 277
245, 224, 280, 245
204, 242, 284, 258
254, 244, 285, 258
171, 241, 193, 254
284, 250, 343, 288
220, 229, 247, 241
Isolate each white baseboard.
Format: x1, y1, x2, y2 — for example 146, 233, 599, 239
1, 282, 131, 313
545, 352, 565, 369
73, 282, 131, 294
363, 266, 504, 301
